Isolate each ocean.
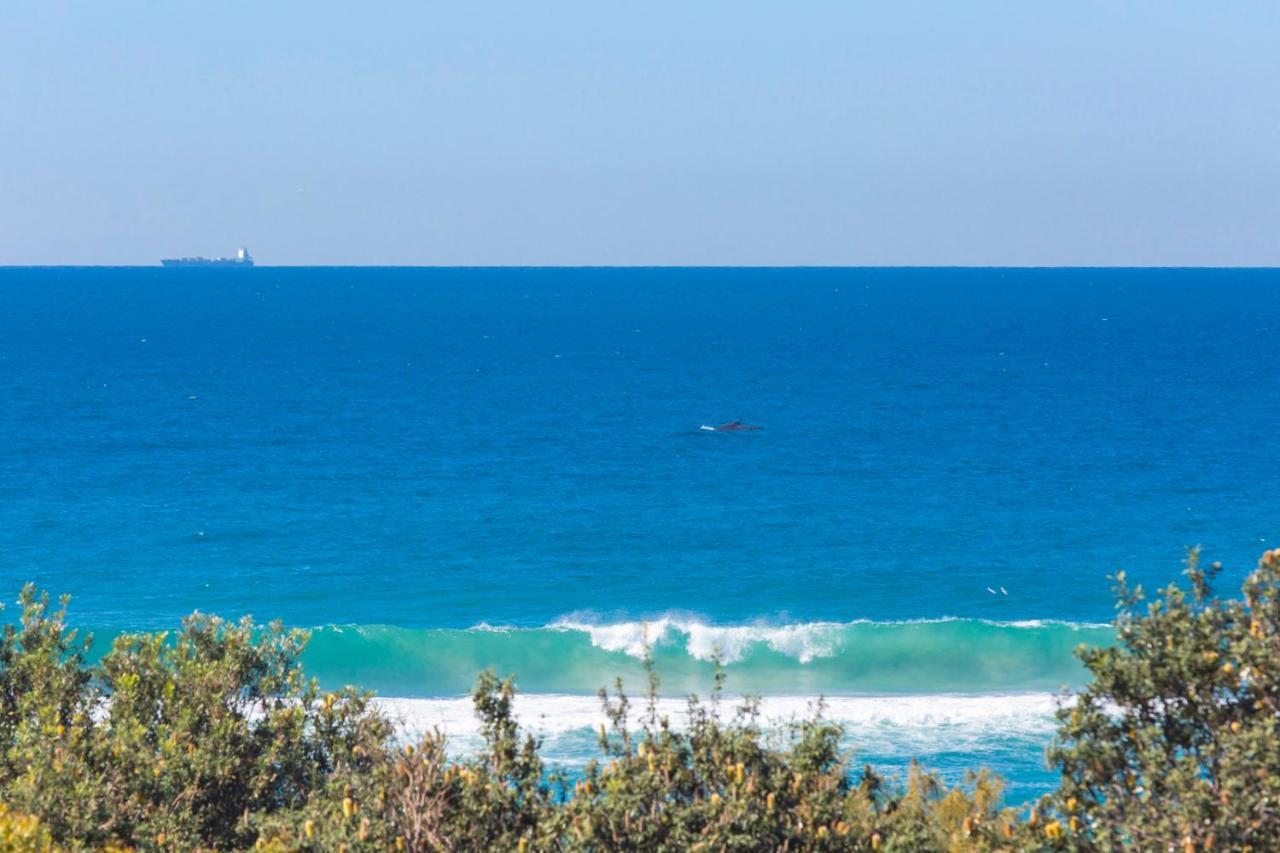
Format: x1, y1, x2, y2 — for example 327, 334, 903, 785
3, 266, 1278, 802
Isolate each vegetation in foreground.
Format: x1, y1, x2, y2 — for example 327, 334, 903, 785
3, 549, 1280, 851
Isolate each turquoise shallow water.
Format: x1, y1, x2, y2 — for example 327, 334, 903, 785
301, 618, 1111, 696
2, 266, 1278, 801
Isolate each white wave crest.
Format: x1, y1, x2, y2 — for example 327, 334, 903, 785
543, 616, 1110, 664
549, 618, 848, 664
992, 619, 1111, 630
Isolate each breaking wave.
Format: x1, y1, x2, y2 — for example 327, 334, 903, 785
302, 617, 1112, 697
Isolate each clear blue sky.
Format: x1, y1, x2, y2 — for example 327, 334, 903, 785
1, 1, 1277, 266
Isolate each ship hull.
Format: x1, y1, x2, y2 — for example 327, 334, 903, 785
160, 259, 254, 267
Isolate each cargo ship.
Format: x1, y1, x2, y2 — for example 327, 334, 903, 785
161, 247, 254, 267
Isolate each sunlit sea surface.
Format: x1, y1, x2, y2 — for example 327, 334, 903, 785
4, 266, 1278, 801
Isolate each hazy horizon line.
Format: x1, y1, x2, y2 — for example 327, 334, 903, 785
4, 263, 1279, 271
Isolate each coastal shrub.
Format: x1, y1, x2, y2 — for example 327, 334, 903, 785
1045, 547, 1280, 850
4, 548, 1280, 849
0, 585, 394, 850
0, 803, 55, 852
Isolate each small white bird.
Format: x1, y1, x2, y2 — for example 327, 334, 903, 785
986, 587, 997, 595
1000, 587, 1008, 595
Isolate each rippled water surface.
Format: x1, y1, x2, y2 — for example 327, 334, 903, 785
4, 266, 1278, 801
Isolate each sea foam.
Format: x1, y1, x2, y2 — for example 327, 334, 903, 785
547, 616, 1108, 663
549, 618, 848, 664
374, 691, 1063, 765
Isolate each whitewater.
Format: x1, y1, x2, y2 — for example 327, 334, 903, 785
346, 618, 1090, 801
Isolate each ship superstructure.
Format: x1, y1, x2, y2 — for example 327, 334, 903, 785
161, 247, 254, 267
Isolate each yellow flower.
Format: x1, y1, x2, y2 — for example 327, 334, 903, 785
1044, 819, 1062, 838
303, 819, 314, 839
342, 797, 354, 819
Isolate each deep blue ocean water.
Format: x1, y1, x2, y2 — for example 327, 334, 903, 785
2, 266, 1278, 801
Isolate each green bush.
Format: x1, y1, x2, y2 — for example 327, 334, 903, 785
1046, 547, 1280, 850
0, 587, 393, 850
3, 548, 1280, 850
